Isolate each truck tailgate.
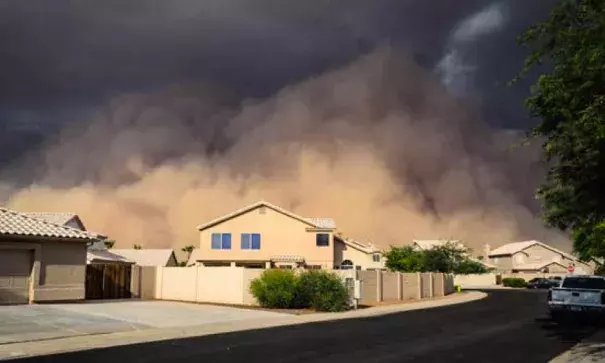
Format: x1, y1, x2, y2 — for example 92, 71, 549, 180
552, 288, 602, 305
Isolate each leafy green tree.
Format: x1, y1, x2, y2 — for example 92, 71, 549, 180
454, 260, 489, 275
516, 0, 605, 259
384, 241, 488, 274
383, 246, 425, 272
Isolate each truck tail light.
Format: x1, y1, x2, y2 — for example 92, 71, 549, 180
548, 290, 552, 301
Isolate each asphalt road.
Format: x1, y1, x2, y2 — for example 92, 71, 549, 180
14, 290, 601, 363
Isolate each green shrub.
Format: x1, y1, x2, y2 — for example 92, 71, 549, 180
249, 269, 350, 312
297, 270, 350, 312
249, 269, 299, 308
502, 277, 527, 288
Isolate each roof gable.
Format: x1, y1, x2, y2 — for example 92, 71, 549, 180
0, 208, 100, 241
197, 201, 335, 231
335, 235, 379, 254
490, 240, 575, 261
23, 212, 87, 230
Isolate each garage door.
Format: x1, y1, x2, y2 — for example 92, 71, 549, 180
0, 249, 32, 305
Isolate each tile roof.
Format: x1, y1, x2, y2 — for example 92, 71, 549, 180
0, 208, 100, 240
87, 250, 134, 264
22, 212, 78, 227
304, 218, 336, 229
489, 240, 576, 260
335, 235, 379, 254
197, 201, 336, 231
109, 249, 176, 266
270, 255, 305, 263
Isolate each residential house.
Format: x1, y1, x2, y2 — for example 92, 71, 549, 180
188, 201, 383, 270
0, 208, 100, 304
109, 249, 178, 267
23, 212, 109, 252
486, 240, 594, 275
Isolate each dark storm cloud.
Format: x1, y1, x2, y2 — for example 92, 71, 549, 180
0, 0, 555, 161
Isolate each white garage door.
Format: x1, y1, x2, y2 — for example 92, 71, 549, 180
0, 249, 32, 305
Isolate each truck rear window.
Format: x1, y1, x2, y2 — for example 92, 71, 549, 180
562, 277, 605, 289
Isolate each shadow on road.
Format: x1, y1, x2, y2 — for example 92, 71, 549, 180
11, 289, 603, 363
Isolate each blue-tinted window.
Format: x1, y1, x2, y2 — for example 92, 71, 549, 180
241, 233, 261, 250
241, 233, 251, 249
211, 233, 231, 250
221, 233, 231, 249
251, 233, 261, 250
211, 233, 221, 249
316, 233, 330, 247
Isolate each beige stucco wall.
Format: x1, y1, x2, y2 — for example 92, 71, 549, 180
454, 273, 497, 287
432, 274, 444, 297
358, 270, 378, 305
196, 267, 244, 304
381, 271, 399, 301
401, 273, 421, 300
154, 266, 263, 305
420, 273, 432, 298
140, 266, 157, 299
489, 255, 513, 270
199, 206, 334, 268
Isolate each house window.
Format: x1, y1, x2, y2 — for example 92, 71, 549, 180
372, 254, 381, 262
316, 233, 330, 247
211, 233, 231, 250
306, 265, 322, 270
241, 233, 261, 250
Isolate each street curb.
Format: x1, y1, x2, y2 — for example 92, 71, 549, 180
549, 329, 605, 363
0, 291, 487, 361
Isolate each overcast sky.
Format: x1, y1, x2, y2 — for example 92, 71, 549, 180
0, 0, 555, 165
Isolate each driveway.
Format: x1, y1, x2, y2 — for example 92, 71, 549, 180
13, 290, 600, 363
0, 300, 287, 345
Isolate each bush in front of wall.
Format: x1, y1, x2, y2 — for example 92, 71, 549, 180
502, 277, 527, 288
249, 269, 350, 312
249, 269, 299, 309
297, 270, 350, 312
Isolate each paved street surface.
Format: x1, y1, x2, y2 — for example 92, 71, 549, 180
0, 300, 287, 345
11, 290, 602, 363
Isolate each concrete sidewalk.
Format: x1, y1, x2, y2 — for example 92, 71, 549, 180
0, 291, 486, 361
550, 328, 605, 363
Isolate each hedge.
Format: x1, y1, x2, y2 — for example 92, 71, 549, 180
250, 269, 350, 312
502, 277, 527, 288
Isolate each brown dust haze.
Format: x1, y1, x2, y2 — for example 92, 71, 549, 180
0, 49, 569, 253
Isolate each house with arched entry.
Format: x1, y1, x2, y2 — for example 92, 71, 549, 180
187, 201, 384, 270
485, 240, 594, 275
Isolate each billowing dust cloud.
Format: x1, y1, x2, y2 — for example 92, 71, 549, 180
0, 49, 569, 253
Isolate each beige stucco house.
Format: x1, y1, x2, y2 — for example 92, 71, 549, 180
188, 201, 384, 270
486, 240, 594, 275
0, 208, 101, 304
